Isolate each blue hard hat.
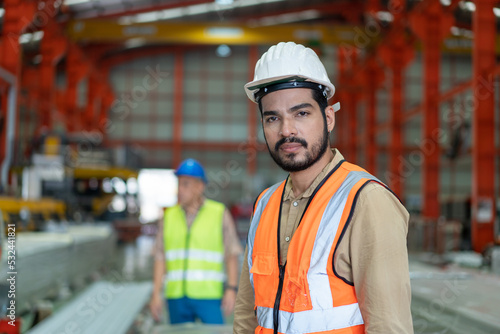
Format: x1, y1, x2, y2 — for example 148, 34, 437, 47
175, 159, 207, 183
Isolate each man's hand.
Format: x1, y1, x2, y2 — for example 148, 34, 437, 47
222, 289, 237, 316
149, 293, 163, 322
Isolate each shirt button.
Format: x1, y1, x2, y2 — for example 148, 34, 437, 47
293, 201, 298, 207
285, 236, 290, 242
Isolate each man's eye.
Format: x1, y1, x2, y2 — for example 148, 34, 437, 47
297, 111, 309, 117
266, 116, 278, 123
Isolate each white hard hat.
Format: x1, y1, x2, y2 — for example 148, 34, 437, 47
244, 41, 335, 104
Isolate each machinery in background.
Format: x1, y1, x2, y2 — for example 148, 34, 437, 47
0, 197, 66, 232
7, 130, 142, 238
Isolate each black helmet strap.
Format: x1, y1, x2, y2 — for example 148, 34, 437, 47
254, 81, 327, 103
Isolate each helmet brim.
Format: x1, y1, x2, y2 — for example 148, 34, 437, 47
244, 74, 335, 104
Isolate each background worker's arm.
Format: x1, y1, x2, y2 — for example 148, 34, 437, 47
223, 253, 239, 315
150, 218, 166, 322
222, 209, 243, 316
337, 183, 413, 334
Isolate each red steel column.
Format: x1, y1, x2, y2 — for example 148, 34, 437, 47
39, 21, 67, 130
0, 0, 36, 172
379, 33, 413, 197
348, 50, 358, 164
65, 46, 78, 133
422, 9, 441, 220
247, 45, 259, 175
87, 47, 115, 135
391, 56, 403, 197
65, 43, 90, 133
100, 88, 115, 145
410, 1, 454, 220
472, 0, 496, 252
337, 47, 348, 156
364, 57, 383, 174
172, 50, 184, 167
377, 0, 413, 197
84, 70, 100, 131
98, 65, 115, 140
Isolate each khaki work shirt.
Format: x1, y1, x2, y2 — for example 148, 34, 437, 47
233, 149, 413, 334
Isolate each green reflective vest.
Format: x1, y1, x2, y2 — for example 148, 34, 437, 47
163, 199, 225, 299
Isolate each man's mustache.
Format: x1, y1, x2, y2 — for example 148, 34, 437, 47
275, 137, 308, 151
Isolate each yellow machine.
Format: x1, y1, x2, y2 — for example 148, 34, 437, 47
0, 197, 66, 231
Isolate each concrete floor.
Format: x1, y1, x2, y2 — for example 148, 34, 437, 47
25, 233, 500, 333
410, 259, 500, 334
130, 235, 500, 334
124, 235, 500, 334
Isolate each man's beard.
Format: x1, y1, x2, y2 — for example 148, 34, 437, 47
265, 125, 329, 173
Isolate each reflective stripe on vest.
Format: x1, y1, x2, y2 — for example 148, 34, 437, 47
248, 161, 388, 334
166, 270, 226, 282
165, 249, 224, 263
164, 199, 225, 299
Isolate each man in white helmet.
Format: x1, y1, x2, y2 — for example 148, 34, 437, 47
233, 42, 413, 334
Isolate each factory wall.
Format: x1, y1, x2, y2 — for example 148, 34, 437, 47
13, 44, 496, 213
105, 44, 339, 206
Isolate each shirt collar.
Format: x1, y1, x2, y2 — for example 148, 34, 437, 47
283, 148, 345, 202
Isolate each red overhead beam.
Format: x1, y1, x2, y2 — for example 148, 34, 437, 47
75, 0, 214, 20
101, 45, 200, 69
374, 79, 472, 135
241, 1, 363, 24
105, 139, 267, 152
402, 79, 472, 122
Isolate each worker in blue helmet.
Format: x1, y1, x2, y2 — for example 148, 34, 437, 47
150, 159, 243, 325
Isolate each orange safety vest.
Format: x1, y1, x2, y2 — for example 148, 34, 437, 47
247, 160, 396, 334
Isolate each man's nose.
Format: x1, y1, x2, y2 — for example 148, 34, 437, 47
280, 118, 297, 137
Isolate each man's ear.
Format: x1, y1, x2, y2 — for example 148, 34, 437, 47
325, 105, 335, 132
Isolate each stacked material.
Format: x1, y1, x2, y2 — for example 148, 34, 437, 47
28, 281, 152, 334
0, 224, 116, 313
66, 225, 117, 280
